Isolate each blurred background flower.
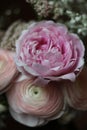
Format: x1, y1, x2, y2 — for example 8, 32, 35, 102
0, 49, 18, 93
63, 66, 87, 110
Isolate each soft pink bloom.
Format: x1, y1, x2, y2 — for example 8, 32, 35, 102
7, 78, 65, 127
15, 21, 85, 82
0, 49, 18, 93
63, 67, 87, 110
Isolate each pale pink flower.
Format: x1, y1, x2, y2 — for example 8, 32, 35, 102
15, 21, 85, 82
7, 78, 65, 127
0, 49, 18, 93
63, 67, 87, 110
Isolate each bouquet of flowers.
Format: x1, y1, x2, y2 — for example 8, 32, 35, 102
0, 0, 87, 128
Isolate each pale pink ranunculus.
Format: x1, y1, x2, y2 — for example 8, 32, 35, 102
63, 67, 87, 110
7, 78, 65, 127
15, 21, 85, 82
0, 49, 18, 93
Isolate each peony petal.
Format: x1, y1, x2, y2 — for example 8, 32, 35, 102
45, 73, 76, 82
68, 33, 85, 57
24, 65, 39, 76
75, 58, 84, 72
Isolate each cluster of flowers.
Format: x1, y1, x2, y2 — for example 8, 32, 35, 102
0, 21, 86, 127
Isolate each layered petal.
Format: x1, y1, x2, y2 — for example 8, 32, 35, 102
7, 78, 64, 118
63, 67, 87, 110
0, 49, 18, 93
10, 108, 47, 127
15, 21, 85, 82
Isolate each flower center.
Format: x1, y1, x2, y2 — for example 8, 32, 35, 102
29, 86, 43, 99
36, 39, 47, 51
33, 90, 38, 95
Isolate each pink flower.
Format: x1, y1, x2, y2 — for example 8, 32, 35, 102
0, 49, 18, 93
63, 67, 87, 110
15, 21, 85, 82
7, 78, 65, 127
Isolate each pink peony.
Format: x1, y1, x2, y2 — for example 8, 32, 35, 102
15, 21, 85, 82
63, 67, 87, 110
7, 78, 65, 127
0, 49, 18, 93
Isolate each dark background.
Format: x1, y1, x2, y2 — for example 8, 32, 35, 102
0, 0, 87, 129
